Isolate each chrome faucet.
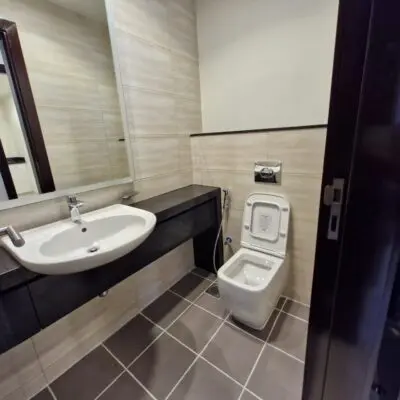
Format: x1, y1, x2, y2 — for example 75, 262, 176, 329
0, 226, 25, 247
66, 195, 84, 224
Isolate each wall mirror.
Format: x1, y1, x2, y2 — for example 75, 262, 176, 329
0, 0, 130, 204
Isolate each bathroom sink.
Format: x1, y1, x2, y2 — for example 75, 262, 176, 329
1, 204, 156, 275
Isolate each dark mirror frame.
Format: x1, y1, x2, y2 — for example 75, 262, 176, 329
0, 18, 55, 195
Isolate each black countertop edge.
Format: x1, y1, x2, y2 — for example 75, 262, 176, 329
7, 157, 26, 165
130, 184, 220, 223
0, 184, 220, 293
190, 124, 328, 137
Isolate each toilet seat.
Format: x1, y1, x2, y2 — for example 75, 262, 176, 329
217, 248, 283, 292
241, 193, 290, 258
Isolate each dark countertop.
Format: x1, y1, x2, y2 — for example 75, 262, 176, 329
0, 184, 220, 293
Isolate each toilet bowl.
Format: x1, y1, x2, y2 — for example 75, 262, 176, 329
218, 193, 290, 330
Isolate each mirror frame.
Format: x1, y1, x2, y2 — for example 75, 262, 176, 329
0, 139, 17, 199
0, 19, 55, 194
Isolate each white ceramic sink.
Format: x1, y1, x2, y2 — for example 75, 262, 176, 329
1, 204, 156, 275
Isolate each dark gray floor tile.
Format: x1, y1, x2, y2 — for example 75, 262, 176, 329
98, 372, 153, 400
203, 322, 263, 384
195, 292, 229, 318
167, 304, 223, 352
247, 345, 304, 400
241, 390, 260, 400
276, 296, 287, 310
104, 314, 162, 366
228, 309, 280, 341
142, 290, 190, 328
31, 388, 53, 400
50, 346, 123, 400
129, 333, 196, 399
283, 300, 310, 321
268, 313, 308, 361
168, 358, 242, 400
170, 273, 211, 301
192, 267, 217, 281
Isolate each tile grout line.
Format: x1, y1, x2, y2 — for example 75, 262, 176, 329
267, 343, 305, 364
282, 295, 311, 308
168, 283, 305, 346
101, 344, 158, 400
138, 312, 198, 357
164, 312, 234, 400
190, 269, 217, 282
279, 309, 309, 323
47, 386, 57, 400
93, 370, 125, 400
238, 298, 288, 400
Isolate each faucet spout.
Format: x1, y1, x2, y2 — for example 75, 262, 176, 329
0, 226, 25, 247
66, 195, 84, 224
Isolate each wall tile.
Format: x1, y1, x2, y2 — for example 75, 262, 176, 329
132, 137, 192, 180
263, 129, 326, 174
176, 99, 202, 134
168, 0, 198, 58
112, 0, 149, 39
172, 54, 201, 101
123, 88, 176, 136
0, 339, 44, 400
191, 133, 267, 171
134, 171, 193, 202
117, 30, 173, 92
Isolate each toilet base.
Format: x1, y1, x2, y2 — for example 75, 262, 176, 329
218, 248, 289, 331
231, 308, 274, 331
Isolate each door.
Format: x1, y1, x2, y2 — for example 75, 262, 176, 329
303, 0, 400, 399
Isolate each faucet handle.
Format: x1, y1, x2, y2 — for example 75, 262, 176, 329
66, 195, 84, 209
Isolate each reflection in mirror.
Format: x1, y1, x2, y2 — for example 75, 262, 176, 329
0, 0, 130, 203
0, 51, 41, 199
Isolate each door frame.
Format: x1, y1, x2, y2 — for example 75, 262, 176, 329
304, 0, 400, 398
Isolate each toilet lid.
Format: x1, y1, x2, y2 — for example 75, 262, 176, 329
241, 193, 290, 257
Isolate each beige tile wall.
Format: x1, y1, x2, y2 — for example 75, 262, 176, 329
0, 2, 201, 398
106, 0, 202, 201
0, 240, 194, 400
191, 128, 327, 304
1, 0, 129, 189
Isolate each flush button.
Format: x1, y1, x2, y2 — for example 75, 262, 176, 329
244, 224, 250, 230
247, 202, 252, 207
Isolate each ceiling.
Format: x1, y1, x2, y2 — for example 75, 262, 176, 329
47, 0, 107, 24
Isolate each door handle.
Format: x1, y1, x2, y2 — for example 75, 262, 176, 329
323, 178, 345, 241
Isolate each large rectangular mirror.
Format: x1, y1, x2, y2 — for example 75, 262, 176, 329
0, 0, 130, 203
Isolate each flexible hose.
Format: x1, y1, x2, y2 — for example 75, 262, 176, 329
213, 215, 224, 275
213, 189, 229, 275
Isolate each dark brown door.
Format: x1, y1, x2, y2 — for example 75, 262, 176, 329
304, 0, 400, 399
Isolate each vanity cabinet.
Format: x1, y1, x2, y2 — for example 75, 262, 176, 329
0, 185, 223, 354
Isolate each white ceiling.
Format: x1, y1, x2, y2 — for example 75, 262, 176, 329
47, 0, 107, 24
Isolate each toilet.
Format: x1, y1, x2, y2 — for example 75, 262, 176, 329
218, 192, 290, 330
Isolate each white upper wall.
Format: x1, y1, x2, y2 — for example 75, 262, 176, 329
196, 0, 339, 132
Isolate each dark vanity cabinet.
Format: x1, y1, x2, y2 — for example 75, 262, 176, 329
0, 185, 223, 354
0, 287, 40, 353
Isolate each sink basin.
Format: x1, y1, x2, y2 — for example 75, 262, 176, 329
1, 204, 156, 275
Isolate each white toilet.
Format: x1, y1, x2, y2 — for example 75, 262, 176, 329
218, 192, 290, 330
